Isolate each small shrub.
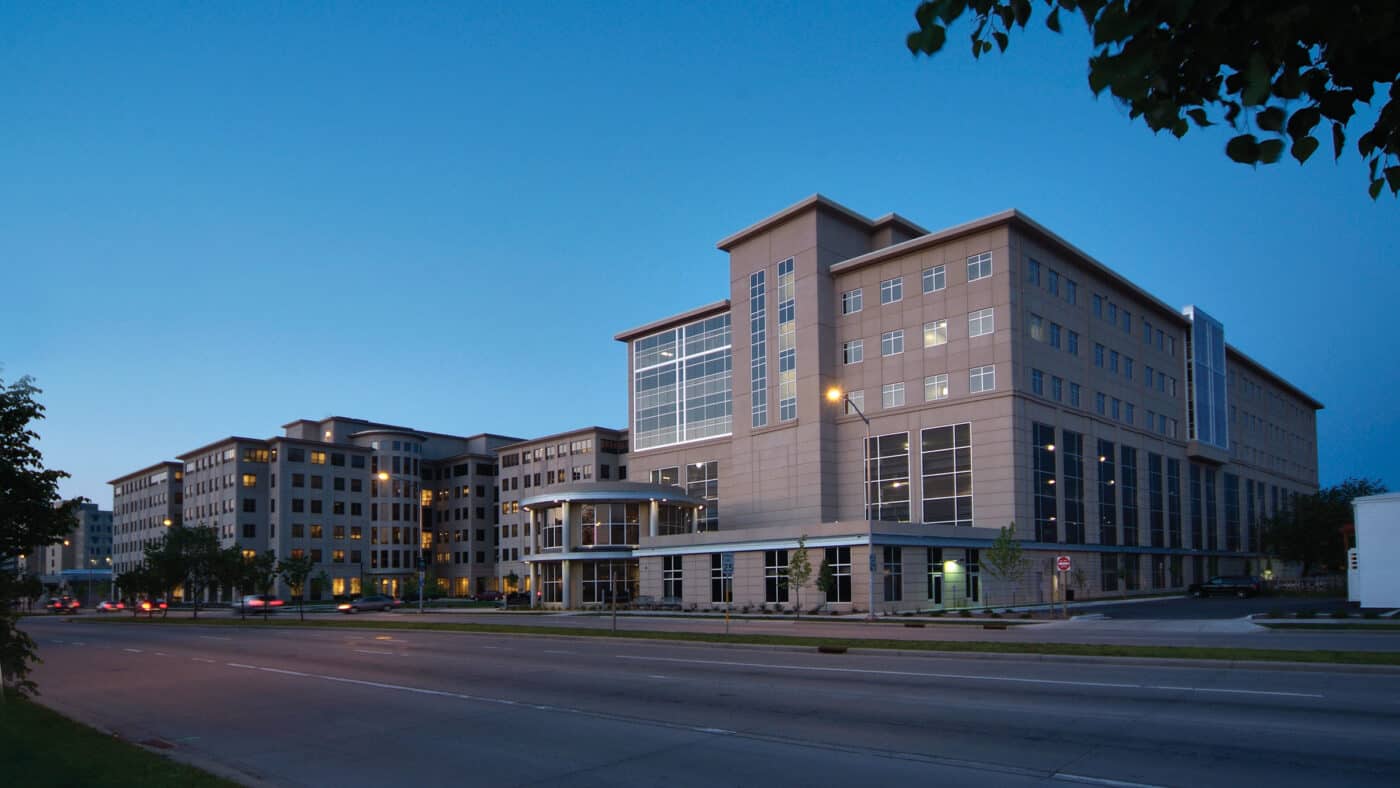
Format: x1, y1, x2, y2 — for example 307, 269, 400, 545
958, 609, 972, 618
901, 611, 913, 617
1019, 612, 1031, 619
990, 612, 1003, 619
927, 610, 944, 616
1267, 609, 1287, 619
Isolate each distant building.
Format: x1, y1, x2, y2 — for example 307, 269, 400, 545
32, 501, 112, 602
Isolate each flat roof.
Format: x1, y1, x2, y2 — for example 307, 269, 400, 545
107, 460, 182, 486
495, 426, 627, 452
175, 436, 267, 460
613, 299, 731, 343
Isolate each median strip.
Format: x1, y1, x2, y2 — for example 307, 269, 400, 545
74, 616, 1400, 667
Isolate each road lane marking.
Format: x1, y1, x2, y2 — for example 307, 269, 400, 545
647, 674, 669, 679
193, 658, 215, 663
154, 652, 169, 657
354, 649, 394, 655
1054, 773, 1165, 788
123, 648, 142, 653
542, 649, 575, 655
200, 636, 232, 641
615, 655, 1326, 699
227, 663, 257, 669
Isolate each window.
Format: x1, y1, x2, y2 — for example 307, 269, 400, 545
1108, 302, 1118, 324
1026, 258, 1040, 286
966, 251, 992, 282
841, 288, 862, 314
764, 550, 789, 603
842, 340, 863, 364
632, 313, 734, 449
1094, 343, 1105, 367
1061, 429, 1086, 543
1032, 423, 1057, 542
823, 547, 852, 603
969, 365, 995, 393
867, 432, 911, 522
880, 277, 903, 304
1068, 331, 1080, 355
241, 474, 256, 488
1031, 368, 1044, 396
310, 451, 327, 465
844, 390, 865, 415
777, 260, 796, 422
686, 461, 720, 531
1047, 269, 1059, 296
1124, 402, 1135, 424
1111, 397, 1121, 420
882, 382, 905, 409
924, 374, 949, 402
242, 498, 256, 513
883, 546, 903, 601
1066, 279, 1078, 305
1028, 313, 1045, 342
711, 554, 729, 603
1098, 440, 1118, 545
1096, 392, 1107, 414
1049, 322, 1061, 349
751, 271, 768, 428
921, 423, 973, 526
968, 308, 994, 337
1070, 382, 1081, 407
1145, 365, 1154, 387
310, 475, 324, 490
1093, 294, 1103, 318
1122, 309, 1132, 333
662, 555, 683, 599
881, 330, 904, 356
923, 319, 947, 347
288, 448, 305, 463
242, 523, 256, 538
1052, 376, 1063, 401
922, 265, 946, 293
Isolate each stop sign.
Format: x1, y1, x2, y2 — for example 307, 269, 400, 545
1056, 555, 1072, 572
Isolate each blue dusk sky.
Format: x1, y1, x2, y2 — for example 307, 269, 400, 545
2, 2, 1395, 504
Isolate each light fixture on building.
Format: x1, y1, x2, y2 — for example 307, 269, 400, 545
1046, 444, 1055, 452
943, 560, 960, 572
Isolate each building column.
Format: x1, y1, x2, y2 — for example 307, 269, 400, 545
529, 562, 539, 609
561, 559, 573, 609
561, 501, 572, 550
649, 500, 659, 538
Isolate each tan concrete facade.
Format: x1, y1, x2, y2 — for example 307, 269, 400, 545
611, 195, 1323, 612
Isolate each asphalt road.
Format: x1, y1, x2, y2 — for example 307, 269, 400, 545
23, 617, 1400, 788
1070, 595, 1353, 620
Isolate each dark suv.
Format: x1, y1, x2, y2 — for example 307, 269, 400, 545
1189, 576, 1264, 598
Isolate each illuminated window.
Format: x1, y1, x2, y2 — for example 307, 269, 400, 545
310, 451, 327, 465
241, 474, 257, 488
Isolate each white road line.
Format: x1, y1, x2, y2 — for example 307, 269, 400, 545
71, 642, 85, 646
52, 639, 66, 645
615, 655, 1325, 699
647, 675, 669, 679
354, 649, 394, 655
123, 648, 142, 653
542, 649, 575, 655
1054, 773, 1166, 788
200, 636, 232, 641
227, 663, 257, 669
154, 652, 169, 657
193, 657, 215, 664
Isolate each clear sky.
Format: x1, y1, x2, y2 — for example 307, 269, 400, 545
3, 1, 1396, 504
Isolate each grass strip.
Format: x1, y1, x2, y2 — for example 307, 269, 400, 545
0, 691, 237, 788
76, 615, 1400, 666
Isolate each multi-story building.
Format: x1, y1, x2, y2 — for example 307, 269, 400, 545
110, 461, 183, 575
112, 418, 519, 600
32, 502, 113, 602
524, 195, 1321, 611
494, 427, 628, 595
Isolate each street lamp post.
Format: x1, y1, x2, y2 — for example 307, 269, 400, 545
826, 387, 876, 621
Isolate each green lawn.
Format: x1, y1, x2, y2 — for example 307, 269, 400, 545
0, 692, 237, 788
80, 615, 1400, 666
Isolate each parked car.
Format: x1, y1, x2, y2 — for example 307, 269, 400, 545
46, 596, 80, 614
231, 594, 285, 614
337, 594, 404, 613
95, 600, 125, 613
1189, 576, 1264, 598
473, 590, 504, 602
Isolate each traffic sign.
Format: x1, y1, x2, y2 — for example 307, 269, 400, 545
1056, 555, 1072, 573
720, 552, 734, 579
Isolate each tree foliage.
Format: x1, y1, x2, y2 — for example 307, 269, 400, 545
787, 535, 813, 619
983, 522, 1029, 606
0, 375, 84, 697
277, 554, 316, 621
1261, 477, 1386, 576
816, 557, 836, 609
244, 551, 279, 621
907, 1, 1400, 197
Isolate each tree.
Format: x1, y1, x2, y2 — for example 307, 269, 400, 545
116, 564, 163, 616
816, 558, 836, 611
0, 374, 84, 698
906, 1, 1400, 198
243, 551, 279, 621
209, 545, 247, 606
983, 522, 1029, 607
787, 535, 813, 620
277, 554, 316, 622
1261, 477, 1386, 577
